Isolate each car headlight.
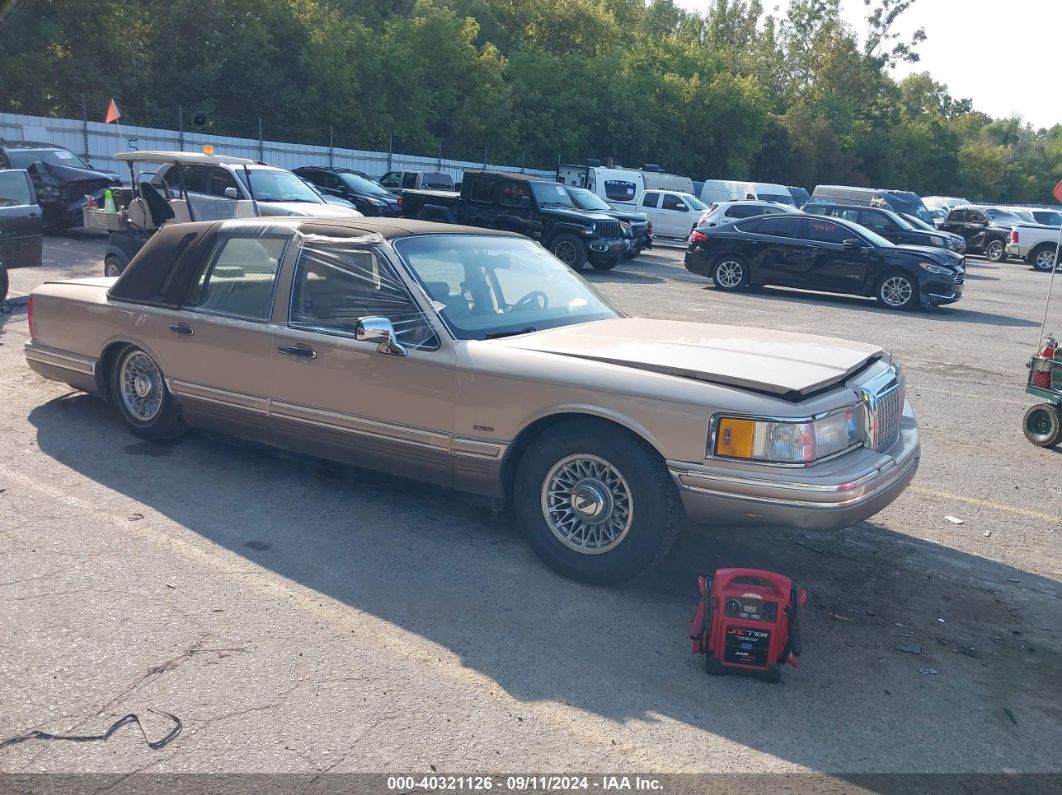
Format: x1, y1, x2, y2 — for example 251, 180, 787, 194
580, 224, 597, 237
620, 221, 632, 236
365, 197, 383, 206
37, 184, 61, 201
918, 261, 953, 276
929, 236, 945, 247
712, 407, 862, 464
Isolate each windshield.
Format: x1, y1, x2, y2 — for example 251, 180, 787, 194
531, 181, 575, 208
1012, 210, 1036, 222
984, 208, 1022, 223
393, 235, 620, 340
684, 195, 708, 211
1033, 210, 1062, 226
340, 173, 391, 196
247, 170, 325, 203
759, 193, 794, 206
7, 147, 91, 170
568, 187, 612, 212
901, 213, 935, 231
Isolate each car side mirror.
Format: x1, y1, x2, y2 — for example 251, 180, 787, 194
224, 187, 239, 199
356, 316, 407, 357
842, 239, 863, 250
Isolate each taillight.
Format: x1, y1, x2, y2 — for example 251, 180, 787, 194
397, 196, 403, 206
690, 229, 709, 243
1010, 229, 1018, 244
27, 296, 35, 338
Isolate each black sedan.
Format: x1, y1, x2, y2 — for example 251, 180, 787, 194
684, 213, 965, 310
293, 166, 402, 217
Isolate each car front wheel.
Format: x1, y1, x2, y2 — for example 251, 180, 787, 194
985, 239, 1007, 262
514, 421, 682, 584
551, 234, 588, 271
876, 272, 918, 310
104, 255, 124, 278
110, 346, 186, 440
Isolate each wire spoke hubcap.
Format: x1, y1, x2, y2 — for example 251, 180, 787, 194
120, 351, 164, 422
716, 261, 743, 287
881, 276, 912, 306
541, 454, 634, 555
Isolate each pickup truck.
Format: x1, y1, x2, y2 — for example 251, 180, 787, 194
1007, 224, 1060, 271
401, 170, 629, 270
940, 205, 1023, 262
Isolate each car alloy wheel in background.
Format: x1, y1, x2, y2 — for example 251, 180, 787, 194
1033, 247, 1057, 272
985, 240, 1005, 262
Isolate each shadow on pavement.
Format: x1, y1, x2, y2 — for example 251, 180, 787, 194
27, 394, 1062, 777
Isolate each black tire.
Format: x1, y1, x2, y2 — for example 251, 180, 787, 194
875, 271, 918, 310
711, 255, 750, 292
591, 254, 621, 271
110, 345, 186, 441
0, 266, 8, 304
985, 239, 1007, 263
104, 255, 124, 278
551, 234, 587, 271
1030, 244, 1057, 273
622, 248, 641, 260
513, 419, 682, 585
1023, 403, 1062, 447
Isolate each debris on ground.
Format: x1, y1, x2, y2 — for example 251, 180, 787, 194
895, 643, 924, 655
0, 710, 181, 750
944, 516, 965, 525
919, 668, 939, 676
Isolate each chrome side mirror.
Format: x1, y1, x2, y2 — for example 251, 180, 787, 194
224, 187, 239, 199
355, 316, 407, 356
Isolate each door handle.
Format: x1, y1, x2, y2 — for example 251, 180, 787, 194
277, 344, 317, 360
168, 324, 193, 336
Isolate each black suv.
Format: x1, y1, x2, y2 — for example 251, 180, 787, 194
940, 205, 1024, 262
293, 166, 401, 217
400, 171, 628, 270
803, 203, 964, 254
0, 141, 120, 229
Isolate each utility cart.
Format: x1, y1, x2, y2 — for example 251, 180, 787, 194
1023, 245, 1062, 447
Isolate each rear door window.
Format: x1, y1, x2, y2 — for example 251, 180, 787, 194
185, 232, 289, 320
757, 216, 802, 238
468, 178, 494, 204
641, 192, 661, 208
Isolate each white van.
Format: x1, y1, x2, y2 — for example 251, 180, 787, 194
557, 163, 644, 209
700, 180, 794, 206
640, 165, 694, 195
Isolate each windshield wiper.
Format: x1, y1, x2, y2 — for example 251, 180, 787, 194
484, 327, 537, 340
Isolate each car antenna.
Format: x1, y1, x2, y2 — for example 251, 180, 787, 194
242, 164, 262, 217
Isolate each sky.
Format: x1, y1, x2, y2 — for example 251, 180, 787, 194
674, 0, 1061, 129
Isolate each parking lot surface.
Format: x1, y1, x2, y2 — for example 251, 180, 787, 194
1, 233, 1059, 778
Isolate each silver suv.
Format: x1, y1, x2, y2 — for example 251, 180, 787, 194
695, 199, 797, 229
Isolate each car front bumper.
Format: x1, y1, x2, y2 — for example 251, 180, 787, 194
667, 403, 920, 531
587, 238, 628, 260
921, 277, 963, 306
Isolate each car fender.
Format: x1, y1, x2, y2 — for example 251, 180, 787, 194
544, 222, 591, 246
514, 402, 663, 453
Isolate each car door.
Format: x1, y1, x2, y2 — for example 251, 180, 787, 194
0, 169, 43, 268
151, 228, 290, 441
940, 209, 964, 237
496, 180, 535, 237
639, 191, 663, 234
964, 209, 988, 249
803, 217, 872, 294
269, 237, 457, 487
656, 192, 692, 237
462, 175, 496, 228
746, 215, 811, 285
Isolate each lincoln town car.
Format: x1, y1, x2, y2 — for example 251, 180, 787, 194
24, 218, 920, 583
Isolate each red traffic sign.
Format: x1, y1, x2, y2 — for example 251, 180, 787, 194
1054, 178, 1062, 204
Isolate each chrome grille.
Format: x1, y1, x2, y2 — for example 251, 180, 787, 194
860, 364, 904, 452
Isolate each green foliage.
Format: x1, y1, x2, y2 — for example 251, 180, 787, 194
0, 0, 1058, 202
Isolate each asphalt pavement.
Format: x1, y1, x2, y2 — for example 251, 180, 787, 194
0, 232, 1059, 782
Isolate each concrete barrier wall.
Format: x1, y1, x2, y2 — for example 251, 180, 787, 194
0, 112, 552, 181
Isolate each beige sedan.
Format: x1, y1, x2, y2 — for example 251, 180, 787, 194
24, 218, 919, 583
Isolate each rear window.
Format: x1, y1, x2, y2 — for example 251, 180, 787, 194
109, 229, 203, 306
604, 180, 638, 202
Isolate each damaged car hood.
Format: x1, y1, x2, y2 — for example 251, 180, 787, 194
497, 318, 882, 397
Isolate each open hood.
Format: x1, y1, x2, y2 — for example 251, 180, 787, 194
497, 318, 882, 398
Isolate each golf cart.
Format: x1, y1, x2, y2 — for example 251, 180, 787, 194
84, 149, 360, 276
1024, 244, 1062, 447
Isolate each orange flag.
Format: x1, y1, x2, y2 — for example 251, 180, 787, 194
104, 98, 121, 124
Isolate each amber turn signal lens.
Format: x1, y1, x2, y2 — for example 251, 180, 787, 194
715, 418, 756, 458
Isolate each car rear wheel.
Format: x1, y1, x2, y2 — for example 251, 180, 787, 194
110, 346, 186, 441
712, 256, 750, 292
985, 239, 1006, 262
1023, 404, 1062, 447
1030, 244, 1057, 272
104, 255, 123, 278
0, 266, 8, 305
513, 421, 682, 584
552, 234, 588, 271
876, 272, 918, 310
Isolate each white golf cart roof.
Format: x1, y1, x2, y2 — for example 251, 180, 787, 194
113, 151, 258, 165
